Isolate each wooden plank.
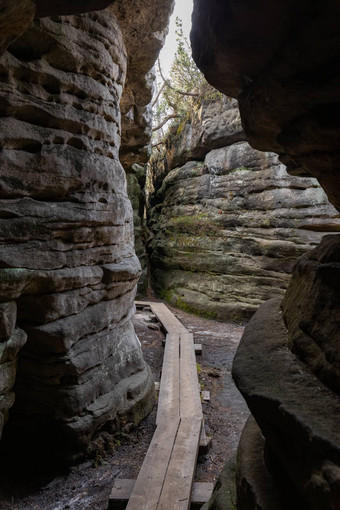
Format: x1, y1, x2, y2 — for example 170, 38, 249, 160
201, 391, 210, 402
194, 344, 202, 355
157, 418, 202, 510
156, 332, 180, 425
125, 300, 207, 510
148, 302, 187, 335
109, 479, 135, 509
191, 482, 214, 508
199, 426, 212, 456
134, 300, 151, 308
180, 332, 203, 419
109, 480, 213, 509
126, 417, 180, 510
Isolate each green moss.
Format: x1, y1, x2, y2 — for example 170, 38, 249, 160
169, 215, 220, 237
260, 218, 271, 227
160, 288, 218, 320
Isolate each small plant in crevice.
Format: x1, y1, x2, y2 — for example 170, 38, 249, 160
89, 431, 128, 468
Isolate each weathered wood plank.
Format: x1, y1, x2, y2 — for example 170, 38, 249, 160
191, 482, 214, 508
148, 302, 187, 334
123, 300, 206, 510
180, 332, 203, 419
109, 479, 135, 509
157, 418, 202, 510
126, 417, 180, 510
199, 425, 212, 456
194, 344, 202, 355
156, 332, 180, 425
134, 300, 151, 308
109, 480, 213, 509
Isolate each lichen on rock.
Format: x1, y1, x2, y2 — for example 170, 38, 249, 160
148, 97, 338, 321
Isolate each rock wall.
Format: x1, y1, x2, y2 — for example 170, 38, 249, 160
0, 2, 173, 461
191, 1, 340, 509
148, 97, 338, 321
191, 0, 340, 211
0, 1, 115, 57
114, 0, 175, 296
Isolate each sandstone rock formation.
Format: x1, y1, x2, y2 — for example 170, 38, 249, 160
113, 0, 175, 296
282, 235, 340, 394
148, 97, 338, 321
191, 1, 340, 508
233, 297, 340, 510
0, 0, 115, 57
191, 0, 340, 211
0, 1, 173, 460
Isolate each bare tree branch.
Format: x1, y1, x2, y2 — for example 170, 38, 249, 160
152, 114, 180, 132
152, 141, 166, 148
152, 81, 166, 108
157, 59, 200, 98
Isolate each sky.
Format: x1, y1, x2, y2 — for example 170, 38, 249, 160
159, 0, 194, 78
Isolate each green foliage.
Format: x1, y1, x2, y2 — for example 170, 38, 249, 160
152, 17, 222, 143
149, 19, 222, 199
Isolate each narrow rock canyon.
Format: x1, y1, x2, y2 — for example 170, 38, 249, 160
0, 1, 338, 509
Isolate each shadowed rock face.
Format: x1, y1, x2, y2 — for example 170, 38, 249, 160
0, 1, 116, 56
232, 299, 340, 510
282, 234, 340, 394
0, 0, 36, 55
0, 11, 154, 461
148, 97, 338, 321
191, 0, 340, 211
113, 0, 175, 295
35, 0, 115, 17
191, 1, 340, 508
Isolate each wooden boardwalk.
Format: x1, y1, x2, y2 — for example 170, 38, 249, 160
110, 301, 212, 510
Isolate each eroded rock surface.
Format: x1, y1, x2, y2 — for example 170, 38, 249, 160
0, 10, 156, 459
148, 98, 338, 321
191, 0, 340, 211
282, 234, 340, 393
191, 4, 340, 507
113, 0, 175, 296
232, 298, 340, 510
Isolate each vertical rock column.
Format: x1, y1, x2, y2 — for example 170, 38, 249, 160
0, 11, 154, 459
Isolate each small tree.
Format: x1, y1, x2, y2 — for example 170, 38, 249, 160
152, 18, 219, 142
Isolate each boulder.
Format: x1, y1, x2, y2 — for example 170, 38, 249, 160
233, 297, 340, 510
282, 234, 340, 393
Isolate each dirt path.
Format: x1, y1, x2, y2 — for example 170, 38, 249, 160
0, 304, 249, 510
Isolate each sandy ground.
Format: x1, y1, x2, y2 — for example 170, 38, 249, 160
0, 303, 249, 510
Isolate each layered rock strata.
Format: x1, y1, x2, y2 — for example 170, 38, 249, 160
0, 0, 115, 57
113, 0, 175, 296
0, 9, 159, 460
233, 297, 340, 510
148, 98, 338, 321
191, 0, 340, 210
